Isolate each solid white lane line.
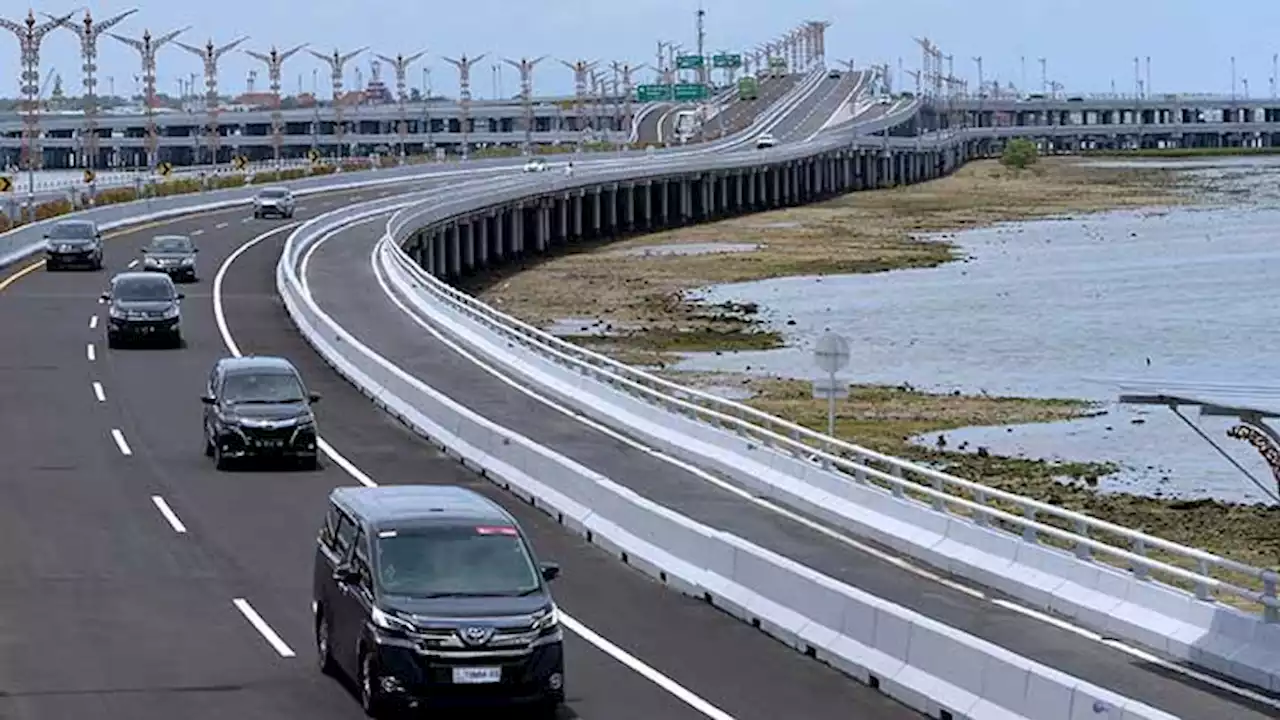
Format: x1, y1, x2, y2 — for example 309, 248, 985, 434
110, 428, 132, 456
86, 343, 96, 361
232, 598, 296, 658
92, 382, 105, 402
562, 614, 735, 720
215, 226, 737, 718
88, 314, 98, 329
127, 259, 138, 268
150, 495, 188, 533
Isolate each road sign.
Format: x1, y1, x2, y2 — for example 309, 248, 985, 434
0, 176, 12, 192
307, 149, 322, 163
82, 169, 95, 184
712, 53, 742, 68
673, 83, 708, 101
156, 162, 172, 177
636, 84, 674, 102
813, 332, 851, 374
812, 331, 852, 436
676, 54, 704, 70
232, 155, 248, 170
768, 56, 787, 69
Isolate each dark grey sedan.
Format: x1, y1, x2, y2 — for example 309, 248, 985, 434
141, 235, 199, 282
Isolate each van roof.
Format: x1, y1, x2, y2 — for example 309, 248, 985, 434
331, 485, 513, 529
215, 355, 298, 374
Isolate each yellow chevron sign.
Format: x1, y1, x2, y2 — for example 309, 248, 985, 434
83, 169, 95, 184
0, 176, 11, 192
157, 162, 172, 177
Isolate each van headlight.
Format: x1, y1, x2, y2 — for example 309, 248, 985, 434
371, 606, 416, 634
532, 605, 559, 632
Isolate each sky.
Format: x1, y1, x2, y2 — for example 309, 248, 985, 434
4, 1, 1280, 100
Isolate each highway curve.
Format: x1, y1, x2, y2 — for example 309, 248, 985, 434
0, 183, 924, 720
291, 176, 1279, 719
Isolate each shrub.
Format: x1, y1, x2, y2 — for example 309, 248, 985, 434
34, 199, 73, 221
1001, 138, 1039, 170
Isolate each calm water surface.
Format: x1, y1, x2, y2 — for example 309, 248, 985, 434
675, 159, 1280, 504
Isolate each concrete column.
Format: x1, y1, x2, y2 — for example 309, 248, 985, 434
460, 221, 475, 271
573, 194, 583, 237
537, 205, 549, 252
513, 205, 524, 254
642, 182, 653, 229
477, 216, 490, 267
493, 212, 505, 261
558, 196, 569, 242
607, 186, 619, 229
447, 224, 461, 277
623, 185, 634, 229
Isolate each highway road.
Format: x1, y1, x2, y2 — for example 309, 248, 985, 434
288, 179, 1279, 716
692, 76, 802, 142
0, 180, 924, 720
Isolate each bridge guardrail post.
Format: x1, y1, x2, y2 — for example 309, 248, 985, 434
1263, 573, 1278, 623
1130, 537, 1150, 580
1195, 559, 1212, 601
1073, 519, 1091, 560
1021, 506, 1037, 543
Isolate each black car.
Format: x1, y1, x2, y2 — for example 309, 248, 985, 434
313, 486, 564, 718
102, 272, 184, 348
141, 235, 199, 282
44, 219, 104, 270
202, 355, 321, 470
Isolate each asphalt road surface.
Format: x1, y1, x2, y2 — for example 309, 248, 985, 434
0, 182, 924, 720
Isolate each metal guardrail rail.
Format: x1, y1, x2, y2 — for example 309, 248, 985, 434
376, 121, 1279, 621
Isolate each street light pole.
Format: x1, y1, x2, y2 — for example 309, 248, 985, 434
559, 59, 599, 152
49, 8, 137, 177
110, 26, 188, 169
176, 36, 250, 166
246, 44, 307, 167
1, 9, 76, 206
376, 50, 427, 164
442, 54, 485, 160
307, 47, 368, 161
502, 56, 547, 156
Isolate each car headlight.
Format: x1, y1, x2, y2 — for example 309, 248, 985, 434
161, 306, 180, 319
144, 255, 160, 265
181, 257, 194, 265
532, 605, 559, 632
108, 307, 126, 319
371, 606, 416, 634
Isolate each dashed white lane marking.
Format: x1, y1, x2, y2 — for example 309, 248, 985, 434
92, 382, 105, 402
127, 259, 138, 268
110, 428, 132, 456
295, 205, 308, 211
150, 495, 188, 533
86, 343, 96, 361
88, 314, 98, 329
232, 599, 296, 658
215, 222, 229, 229
241, 218, 252, 223
191, 229, 205, 236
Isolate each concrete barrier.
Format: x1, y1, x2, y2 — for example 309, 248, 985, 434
376, 238, 1280, 695
275, 187, 1179, 720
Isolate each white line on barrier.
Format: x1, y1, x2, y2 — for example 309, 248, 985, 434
232, 598, 296, 658
110, 428, 131, 456
88, 314, 97, 329
86, 343, 95, 361
368, 225, 1280, 707
214, 225, 739, 719
150, 495, 188, 533
92, 382, 105, 402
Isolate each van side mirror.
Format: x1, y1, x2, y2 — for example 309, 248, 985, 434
539, 562, 560, 582
139, 246, 148, 253
333, 564, 361, 584
176, 293, 185, 300
99, 291, 110, 300
200, 395, 215, 405
309, 392, 322, 403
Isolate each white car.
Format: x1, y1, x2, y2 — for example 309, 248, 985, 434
253, 187, 295, 219
522, 158, 548, 173
755, 133, 778, 149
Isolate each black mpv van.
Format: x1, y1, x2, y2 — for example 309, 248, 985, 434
313, 486, 564, 717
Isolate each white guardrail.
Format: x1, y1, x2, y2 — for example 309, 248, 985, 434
371, 234, 1280, 694
278, 197, 1181, 720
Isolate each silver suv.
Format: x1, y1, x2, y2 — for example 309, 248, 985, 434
253, 187, 296, 219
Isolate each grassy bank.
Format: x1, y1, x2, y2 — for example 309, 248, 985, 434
666, 372, 1280, 585
474, 157, 1191, 362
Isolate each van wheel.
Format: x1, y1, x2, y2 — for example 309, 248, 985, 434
358, 650, 391, 718
213, 443, 231, 471
315, 612, 337, 676
203, 431, 214, 457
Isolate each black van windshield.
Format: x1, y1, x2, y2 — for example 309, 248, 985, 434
375, 525, 540, 597
222, 371, 306, 404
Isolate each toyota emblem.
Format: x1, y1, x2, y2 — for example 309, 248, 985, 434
460, 626, 495, 645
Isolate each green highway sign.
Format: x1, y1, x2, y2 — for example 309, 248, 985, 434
768, 56, 787, 69
673, 83, 708, 101
676, 54, 704, 70
636, 84, 674, 102
712, 53, 742, 68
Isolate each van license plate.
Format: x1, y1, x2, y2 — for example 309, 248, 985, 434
452, 666, 501, 684
255, 439, 284, 448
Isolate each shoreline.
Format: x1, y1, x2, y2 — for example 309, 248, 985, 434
463, 155, 1280, 569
